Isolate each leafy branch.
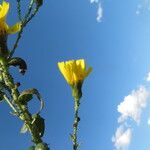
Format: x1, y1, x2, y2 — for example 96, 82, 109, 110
9, 0, 42, 58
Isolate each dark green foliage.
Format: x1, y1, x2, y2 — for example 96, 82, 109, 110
28, 146, 35, 150
8, 57, 27, 75
35, 0, 43, 7
35, 143, 49, 150
32, 114, 45, 137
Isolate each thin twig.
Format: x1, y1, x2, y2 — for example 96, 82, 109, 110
17, 0, 22, 21
25, 7, 39, 25
10, 1, 40, 58
9, 26, 23, 58
24, 0, 35, 21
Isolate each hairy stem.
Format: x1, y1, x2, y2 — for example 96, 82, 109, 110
72, 99, 80, 150
3, 94, 18, 114
24, 0, 35, 21
0, 57, 43, 144
10, 0, 39, 58
16, 0, 22, 21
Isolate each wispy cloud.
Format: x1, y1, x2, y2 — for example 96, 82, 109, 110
146, 72, 150, 82
89, 0, 103, 22
136, 1, 150, 15
112, 85, 150, 150
118, 86, 150, 124
112, 125, 132, 150
96, 3, 103, 22
90, 0, 99, 3
147, 118, 150, 125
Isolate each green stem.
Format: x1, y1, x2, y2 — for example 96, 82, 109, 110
9, 25, 23, 58
25, 7, 39, 25
16, 0, 22, 21
24, 0, 35, 21
72, 99, 80, 150
3, 94, 18, 114
0, 57, 42, 144
10, 0, 39, 58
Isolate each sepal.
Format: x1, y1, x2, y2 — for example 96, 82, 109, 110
71, 82, 83, 100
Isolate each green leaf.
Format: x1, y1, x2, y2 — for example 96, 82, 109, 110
32, 114, 45, 137
0, 81, 10, 91
69, 133, 74, 141
20, 123, 28, 133
8, 57, 27, 75
18, 88, 44, 114
0, 91, 4, 101
35, 143, 49, 150
18, 90, 33, 104
35, 0, 43, 7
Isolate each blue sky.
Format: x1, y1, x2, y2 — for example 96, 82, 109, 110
1, 0, 150, 150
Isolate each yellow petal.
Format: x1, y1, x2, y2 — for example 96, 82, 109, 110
7, 22, 21, 34
0, 1, 9, 20
58, 62, 71, 84
58, 59, 92, 85
58, 62, 65, 76
76, 59, 85, 70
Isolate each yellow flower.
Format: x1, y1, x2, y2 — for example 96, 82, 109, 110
0, 1, 21, 36
58, 59, 92, 85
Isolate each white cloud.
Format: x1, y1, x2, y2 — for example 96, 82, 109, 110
136, 10, 140, 15
146, 72, 150, 82
112, 125, 132, 150
147, 118, 150, 125
96, 3, 103, 22
113, 73, 150, 150
136, 2, 150, 15
90, 0, 99, 3
90, 0, 103, 22
118, 86, 150, 124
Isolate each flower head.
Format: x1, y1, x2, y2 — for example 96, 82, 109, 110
0, 1, 21, 36
58, 59, 92, 85
58, 59, 92, 99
